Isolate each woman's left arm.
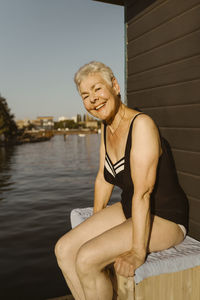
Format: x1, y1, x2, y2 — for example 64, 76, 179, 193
114, 115, 161, 277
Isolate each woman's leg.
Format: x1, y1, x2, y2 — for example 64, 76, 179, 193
55, 202, 126, 300
75, 215, 184, 300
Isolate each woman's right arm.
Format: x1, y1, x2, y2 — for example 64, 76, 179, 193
93, 123, 114, 214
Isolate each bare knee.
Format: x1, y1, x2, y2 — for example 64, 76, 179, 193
76, 242, 101, 279
55, 232, 77, 266
54, 235, 68, 263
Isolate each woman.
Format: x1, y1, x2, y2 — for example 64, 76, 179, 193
55, 61, 189, 300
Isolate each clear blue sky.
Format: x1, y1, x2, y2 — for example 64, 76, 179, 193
0, 0, 125, 121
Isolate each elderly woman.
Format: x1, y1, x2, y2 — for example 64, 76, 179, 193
55, 61, 188, 300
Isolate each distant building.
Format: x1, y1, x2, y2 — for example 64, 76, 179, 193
83, 113, 94, 122
85, 120, 98, 129
36, 116, 54, 130
16, 119, 31, 129
31, 119, 42, 129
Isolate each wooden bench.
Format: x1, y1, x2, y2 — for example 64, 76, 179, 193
71, 208, 200, 300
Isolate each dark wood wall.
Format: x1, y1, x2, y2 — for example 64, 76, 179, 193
126, 0, 200, 240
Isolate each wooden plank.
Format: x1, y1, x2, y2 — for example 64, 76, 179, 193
94, 0, 124, 5
189, 196, 200, 224
46, 295, 74, 300
141, 104, 200, 128
160, 128, 200, 152
126, 0, 156, 22
129, 30, 200, 74
134, 266, 200, 300
126, 0, 137, 7
172, 150, 200, 176
128, 5, 200, 59
127, 79, 200, 108
126, 0, 165, 23
128, 0, 200, 41
178, 171, 200, 199
189, 220, 200, 241
127, 56, 200, 92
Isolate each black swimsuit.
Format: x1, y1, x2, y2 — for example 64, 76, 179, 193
103, 113, 189, 230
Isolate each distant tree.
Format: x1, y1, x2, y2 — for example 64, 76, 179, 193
54, 120, 79, 129
0, 95, 18, 141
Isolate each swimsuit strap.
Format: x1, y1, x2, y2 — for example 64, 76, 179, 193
103, 122, 107, 150
103, 112, 145, 154
125, 112, 145, 156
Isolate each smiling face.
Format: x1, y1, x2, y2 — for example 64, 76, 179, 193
79, 72, 120, 122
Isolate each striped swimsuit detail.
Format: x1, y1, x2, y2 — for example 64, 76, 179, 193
105, 155, 125, 178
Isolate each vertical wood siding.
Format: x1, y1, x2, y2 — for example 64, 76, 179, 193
126, 0, 200, 240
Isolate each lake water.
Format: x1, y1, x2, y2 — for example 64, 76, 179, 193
0, 134, 120, 300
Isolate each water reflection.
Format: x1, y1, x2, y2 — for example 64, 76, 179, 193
0, 146, 16, 200
0, 135, 102, 300
0, 134, 121, 300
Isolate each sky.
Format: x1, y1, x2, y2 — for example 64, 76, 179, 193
0, 0, 125, 121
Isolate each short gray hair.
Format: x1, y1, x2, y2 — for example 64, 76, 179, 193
74, 61, 115, 91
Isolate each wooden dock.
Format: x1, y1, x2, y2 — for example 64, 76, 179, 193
46, 295, 74, 300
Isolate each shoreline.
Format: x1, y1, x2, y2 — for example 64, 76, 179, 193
0, 129, 99, 147
54, 129, 99, 135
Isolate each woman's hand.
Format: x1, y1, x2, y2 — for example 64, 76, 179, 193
114, 250, 146, 277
